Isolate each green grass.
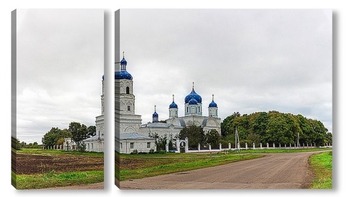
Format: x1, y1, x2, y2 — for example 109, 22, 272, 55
13, 170, 104, 189
13, 148, 104, 189
309, 151, 332, 189
15, 148, 103, 157
117, 152, 263, 181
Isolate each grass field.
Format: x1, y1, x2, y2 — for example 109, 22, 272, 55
309, 151, 332, 189
12, 148, 103, 189
116, 152, 263, 181
13, 171, 103, 189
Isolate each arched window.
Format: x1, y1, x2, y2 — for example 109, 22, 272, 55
127, 106, 131, 111
126, 87, 130, 94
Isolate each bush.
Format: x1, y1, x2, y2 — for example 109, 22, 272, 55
158, 150, 166, 154
131, 150, 138, 154
149, 149, 155, 154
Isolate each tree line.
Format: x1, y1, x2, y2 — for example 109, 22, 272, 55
11, 137, 41, 150
221, 111, 332, 147
42, 122, 96, 149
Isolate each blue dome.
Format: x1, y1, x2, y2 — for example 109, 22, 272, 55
120, 57, 127, 66
188, 98, 198, 105
209, 101, 218, 108
185, 89, 202, 104
153, 111, 158, 117
169, 101, 178, 109
115, 70, 133, 80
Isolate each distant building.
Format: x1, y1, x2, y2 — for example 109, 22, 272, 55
115, 54, 221, 154
63, 138, 77, 151
82, 60, 105, 152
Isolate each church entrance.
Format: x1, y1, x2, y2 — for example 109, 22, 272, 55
176, 138, 188, 153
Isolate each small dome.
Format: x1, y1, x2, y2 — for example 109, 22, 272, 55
115, 70, 133, 80
188, 98, 198, 105
169, 101, 178, 109
209, 101, 218, 108
120, 57, 127, 66
153, 111, 158, 117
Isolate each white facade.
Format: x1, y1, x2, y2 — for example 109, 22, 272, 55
63, 138, 77, 151
82, 66, 105, 152
114, 55, 152, 154
116, 133, 156, 154
140, 88, 221, 137
114, 54, 221, 154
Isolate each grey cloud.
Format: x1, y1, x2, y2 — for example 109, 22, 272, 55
120, 9, 332, 132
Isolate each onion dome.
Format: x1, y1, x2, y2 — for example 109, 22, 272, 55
120, 57, 127, 67
152, 105, 159, 123
169, 94, 178, 109
188, 98, 198, 105
115, 70, 133, 80
115, 52, 133, 80
208, 94, 218, 108
184, 82, 202, 104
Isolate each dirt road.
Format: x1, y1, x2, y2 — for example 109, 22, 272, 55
45, 182, 104, 190
120, 152, 317, 189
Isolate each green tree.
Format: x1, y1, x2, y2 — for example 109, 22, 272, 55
42, 127, 72, 148
205, 129, 221, 148
69, 122, 88, 151
221, 111, 330, 147
179, 125, 205, 149
11, 137, 22, 150
42, 127, 60, 148
221, 112, 240, 136
87, 126, 96, 137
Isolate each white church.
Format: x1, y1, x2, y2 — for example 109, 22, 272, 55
114, 54, 221, 154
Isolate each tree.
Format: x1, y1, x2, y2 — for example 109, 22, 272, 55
69, 122, 88, 151
42, 127, 61, 148
221, 111, 330, 147
205, 129, 221, 148
11, 137, 22, 150
221, 112, 240, 136
179, 125, 205, 149
42, 127, 72, 148
87, 126, 96, 137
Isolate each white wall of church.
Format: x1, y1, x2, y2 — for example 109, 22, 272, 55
116, 139, 156, 154
85, 141, 104, 152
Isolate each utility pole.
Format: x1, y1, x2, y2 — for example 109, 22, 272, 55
235, 126, 240, 150
297, 132, 300, 147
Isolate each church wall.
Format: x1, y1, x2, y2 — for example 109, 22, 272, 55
116, 138, 156, 154
139, 127, 181, 138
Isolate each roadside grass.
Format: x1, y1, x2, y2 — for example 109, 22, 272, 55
309, 151, 332, 189
13, 170, 104, 189
116, 152, 263, 181
15, 148, 103, 157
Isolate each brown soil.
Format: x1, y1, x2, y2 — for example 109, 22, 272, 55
13, 152, 103, 174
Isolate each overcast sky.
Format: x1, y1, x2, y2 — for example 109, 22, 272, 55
16, 9, 104, 143
119, 10, 332, 132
